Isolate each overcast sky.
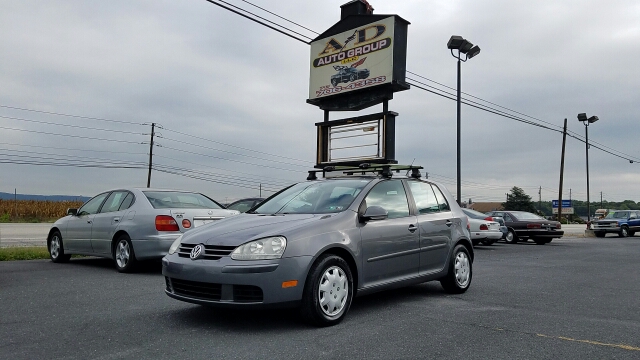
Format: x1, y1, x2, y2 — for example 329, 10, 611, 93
1, 0, 639, 204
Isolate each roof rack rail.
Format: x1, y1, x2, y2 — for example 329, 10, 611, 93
307, 163, 423, 180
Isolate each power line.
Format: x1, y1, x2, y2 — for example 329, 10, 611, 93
0, 114, 145, 135
0, 104, 142, 125
0, 126, 145, 145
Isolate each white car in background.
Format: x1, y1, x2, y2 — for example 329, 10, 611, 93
47, 188, 240, 272
462, 208, 503, 246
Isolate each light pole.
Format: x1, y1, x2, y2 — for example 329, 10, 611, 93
448, 36, 480, 205
577, 113, 599, 224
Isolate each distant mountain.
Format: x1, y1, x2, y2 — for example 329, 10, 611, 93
0, 192, 89, 202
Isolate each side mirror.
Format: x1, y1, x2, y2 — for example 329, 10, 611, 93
67, 208, 78, 216
360, 206, 388, 222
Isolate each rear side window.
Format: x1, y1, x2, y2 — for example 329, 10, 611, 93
432, 185, 451, 211
119, 193, 135, 211
364, 180, 410, 219
143, 191, 223, 209
408, 181, 439, 214
100, 191, 128, 213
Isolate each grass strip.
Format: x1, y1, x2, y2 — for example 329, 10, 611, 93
0, 246, 50, 261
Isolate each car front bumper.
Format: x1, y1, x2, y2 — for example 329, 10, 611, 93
162, 254, 314, 307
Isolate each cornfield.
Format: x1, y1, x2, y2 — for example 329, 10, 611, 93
0, 200, 84, 221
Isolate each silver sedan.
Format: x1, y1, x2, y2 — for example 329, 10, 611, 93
47, 188, 239, 272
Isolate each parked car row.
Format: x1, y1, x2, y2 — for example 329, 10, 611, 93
47, 172, 474, 326
485, 210, 564, 245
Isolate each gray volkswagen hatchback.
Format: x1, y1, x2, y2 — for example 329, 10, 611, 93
162, 175, 473, 326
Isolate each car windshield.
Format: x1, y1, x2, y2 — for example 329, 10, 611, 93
462, 208, 489, 219
607, 211, 630, 219
512, 211, 545, 220
252, 179, 370, 214
143, 191, 223, 209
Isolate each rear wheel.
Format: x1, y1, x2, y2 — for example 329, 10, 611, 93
113, 234, 137, 273
619, 226, 629, 238
440, 245, 472, 294
49, 230, 71, 263
300, 254, 353, 327
594, 231, 605, 238
504, 229, 518, 244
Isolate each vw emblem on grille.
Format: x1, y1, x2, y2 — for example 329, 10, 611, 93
190, 244, 204, 260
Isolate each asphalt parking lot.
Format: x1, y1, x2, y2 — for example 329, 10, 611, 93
1, 236, 639, 360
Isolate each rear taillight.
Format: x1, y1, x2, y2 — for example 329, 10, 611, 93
484, 216, 494, 221
556, 223, 561, 229
466, 217, 470, 231
527, 223, 542, 229
182, 219, 192, 229
479, 224, 489, 230
156, 215, 179, 231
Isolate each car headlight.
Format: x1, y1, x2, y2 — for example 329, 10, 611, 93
168, 234, 183, 255
231, 236, 287, 260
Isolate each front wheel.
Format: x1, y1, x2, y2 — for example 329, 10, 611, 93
619, 226, 629, 238
113, 234, 137, 273
504, 229, 518, 244
49, 230, 71, 263
300, 255, 354, 327
440, 244, 472, 294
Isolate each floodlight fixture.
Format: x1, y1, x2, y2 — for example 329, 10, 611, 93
447, 36, 464, 49
467, 45, 481, 59
588, 115, 599, 123
577, 112, 600, 223
577, 113, 588, 121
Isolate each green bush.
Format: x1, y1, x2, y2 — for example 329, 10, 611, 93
0, 213, 10, 223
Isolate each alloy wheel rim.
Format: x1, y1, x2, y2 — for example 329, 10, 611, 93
454, 252, 470, 287
506, 232, 513, 242
318, 266, 348, 317
50, 236, 60, 258
115, 240, 129, 268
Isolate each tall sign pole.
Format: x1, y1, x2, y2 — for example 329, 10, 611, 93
557, 118, 567, 222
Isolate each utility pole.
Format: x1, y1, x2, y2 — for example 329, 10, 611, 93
539, 186, 542, 213
259, 183, 262, 198
557, 119, 568, 223
601, 191, 603, 209
147, 123, 155, 188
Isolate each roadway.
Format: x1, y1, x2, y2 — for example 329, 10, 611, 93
1, 237, 638, 359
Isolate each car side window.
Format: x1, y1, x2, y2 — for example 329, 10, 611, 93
100, 191, 128, 213
78, 193, 110, 216
503, 214, 513, 222
118, 192, 135, 211
364, 180, 410, 219
432, 185, 451, 211
407, 181, 439, 214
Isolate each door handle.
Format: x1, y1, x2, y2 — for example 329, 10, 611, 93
408, 224, 417, 233
87, 220, 92, 224
445, 221, 453, 227
113, 218, 120, 222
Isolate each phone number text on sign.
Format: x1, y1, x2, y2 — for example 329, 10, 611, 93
315, 76, 387, 97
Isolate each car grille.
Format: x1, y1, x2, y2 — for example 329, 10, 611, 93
166, 277, 263, 303
178, 243, 236, 260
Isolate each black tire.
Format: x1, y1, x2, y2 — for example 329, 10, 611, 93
481, 239, 497, 246
594, 231, 605, 238
533, 238, 547, 245
440, 244, 472, 294
300, 254, 354, 327
48, 230, 71, 263
504, 229, 518, 244
331, 78, 338, 87
113, 234, 137, 273
629, 231, 635, 237
544, 239, 553, 244
349, 74, 356, 82
619, 226, 629, 238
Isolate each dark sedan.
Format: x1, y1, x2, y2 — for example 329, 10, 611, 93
486, 211, 563, 245
330, 67, 370, 87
